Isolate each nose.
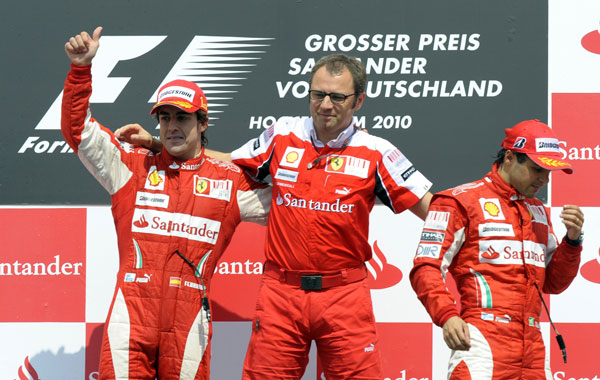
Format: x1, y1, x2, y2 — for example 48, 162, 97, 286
319, 94, 335, 109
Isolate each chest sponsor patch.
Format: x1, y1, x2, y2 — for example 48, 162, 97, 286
274, 168, 299, 183
424, 211, 450, 231
193, 176, 232, 201
325, 155, 369, 178
145, 166, 165, 191
478, 240, 546, 268
525, 203, 548, 225
280, 147, 305, 168
415, 243, 442, 259
135, 191, 170, 208
479, 198, 505, 220
478, 223, 515, 237
420, 231, 445, 243
131, 208, 221, 245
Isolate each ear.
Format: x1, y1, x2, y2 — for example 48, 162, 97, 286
197, 119, 209, 133
353, 92, 366, 112
504, 150, 515, 165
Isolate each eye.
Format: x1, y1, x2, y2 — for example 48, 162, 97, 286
309, 90, 326, 101
330, 93, 346, 103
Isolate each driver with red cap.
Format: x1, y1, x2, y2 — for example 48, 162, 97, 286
62, 26, 270, 380
410, 119, 584, 380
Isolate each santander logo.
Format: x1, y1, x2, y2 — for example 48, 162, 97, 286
581, 24, 600, 54
14, 356, 39, 380
367, 240, 403, 289
580, 248, 600, 284
133, 214, 149, 228
481, 246, 500, 260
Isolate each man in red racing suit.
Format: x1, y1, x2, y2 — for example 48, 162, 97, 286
230, 54, 433, 379
62, 27, 270, 379
410, 120, 584, 380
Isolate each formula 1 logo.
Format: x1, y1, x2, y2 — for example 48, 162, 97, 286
20, 34, 273, 154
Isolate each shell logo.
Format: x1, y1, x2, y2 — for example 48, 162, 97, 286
285, 151, 299, 163
484, 202, 500, 217
148, 169, 164, 186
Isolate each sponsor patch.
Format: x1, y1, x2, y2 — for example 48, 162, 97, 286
136, 274, 152, 283
383, 149, 412, 185
424, 211, 450, 231
479, 198, 505, 220
401, 166, 416, 181
274, 168, 299, 183
420, 231, 445, 243
184, 280, 205, 290
451, 181, 484, 196
478, 240, 546, 268
135, 191, 170, 208
253, 138, 261, 151
325, 155, 369, 178
169, 276, 181, 287
478, 223, 515, 237
131, 209, 221, 245
145, 166, 165, 191
535, 137, 560, 153
124, 273, 136, 282
513, 137, 527, 149
415, 243, 442, 259
280, 147, 305, 168
158, 85, 195, 102
481, 312, 495, 321
193, 176, 232, 201
495, 315, 511, 323
525, 203, 548, 225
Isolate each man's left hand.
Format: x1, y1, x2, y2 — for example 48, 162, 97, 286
560, 205, 584, 241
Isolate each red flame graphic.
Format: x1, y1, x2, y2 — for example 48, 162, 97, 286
581, 29, 600, 54
580, 248, 600, 284
367, 240, 403, 289
14, 356, 40, 380
133, 214, 149, 228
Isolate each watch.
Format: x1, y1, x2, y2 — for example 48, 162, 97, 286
565, 231, 584, 247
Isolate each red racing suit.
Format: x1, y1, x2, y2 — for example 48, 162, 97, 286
231, 117, 432, 379
61, 64, 270, 380
410, 164, 581, 380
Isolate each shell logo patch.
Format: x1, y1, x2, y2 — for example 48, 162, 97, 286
285, 151, 299, 164
145, 166, 165, 191
280, 147, 305, 168
484, 202, 500, 217
479, 198, 505, 220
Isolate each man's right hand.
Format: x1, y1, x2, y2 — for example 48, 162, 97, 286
65, 26, 103, 66
443, 316, 471, 351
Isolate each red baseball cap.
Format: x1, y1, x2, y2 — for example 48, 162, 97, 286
150, 79, 208, 114
501, 119, 573, 174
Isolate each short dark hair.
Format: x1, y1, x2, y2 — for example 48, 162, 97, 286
309, 54, 367, 106
155, 109, 209, 146
494, 148, 527, 166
